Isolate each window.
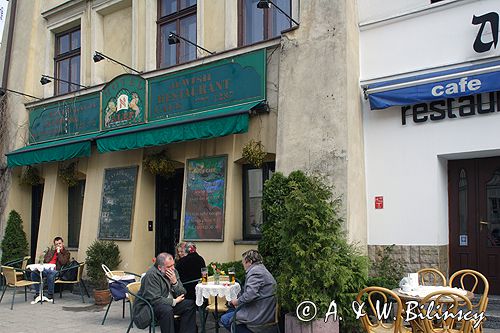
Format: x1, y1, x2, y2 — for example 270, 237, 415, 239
68, 180, 85, 248
431, 0, 444, 3
239, 0, 291, 46
157, 0, 197, 68
54, 27, 81, 95
242, 162, 275, 239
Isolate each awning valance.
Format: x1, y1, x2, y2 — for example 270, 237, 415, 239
96, 101, 261, 153
6, 133, 96, 167
365, 60, 500, 110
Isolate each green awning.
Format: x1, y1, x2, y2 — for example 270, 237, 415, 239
6, 133, 96, 167
96, 101, 261, 153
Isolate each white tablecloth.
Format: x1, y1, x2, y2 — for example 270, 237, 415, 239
398, 285, 468, 298
27, 263, 56, 272
195, 282, 241, 307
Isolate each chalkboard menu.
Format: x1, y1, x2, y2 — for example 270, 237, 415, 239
98, 166, 138, 240
184, 156, 227, 241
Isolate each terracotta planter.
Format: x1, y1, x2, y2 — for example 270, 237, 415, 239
93, 289, 111, 305
285, 313, 339, 333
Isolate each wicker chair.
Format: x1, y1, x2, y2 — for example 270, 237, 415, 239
54, 262, 90, 303
101, 268, 141, 325
0, 265, 40, 310
125, 281, 156, 333
230, 293, 279, 333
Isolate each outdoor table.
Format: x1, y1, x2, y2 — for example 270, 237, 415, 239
27, 263, 56, 305
393, 286, 473, 333
195, 281, 241, 333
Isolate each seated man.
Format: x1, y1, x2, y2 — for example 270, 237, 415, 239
176, 242, 206, 300
133, 252, 197, 333
220, 250, 277, 333
30, 236, 70, 300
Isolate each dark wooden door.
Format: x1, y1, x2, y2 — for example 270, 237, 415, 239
155, 169, 184, 257
449, 157, 500, 294
30, 184, 43, 261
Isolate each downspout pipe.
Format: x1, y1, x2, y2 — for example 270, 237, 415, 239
1, 0, 17, 88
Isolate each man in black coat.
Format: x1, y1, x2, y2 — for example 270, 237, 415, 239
175, 242, 206, 300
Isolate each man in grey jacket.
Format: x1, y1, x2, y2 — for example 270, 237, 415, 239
220, 250, 277, 333
133, 252, 196, 333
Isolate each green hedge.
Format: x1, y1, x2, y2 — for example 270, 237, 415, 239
207, 260, 245, 285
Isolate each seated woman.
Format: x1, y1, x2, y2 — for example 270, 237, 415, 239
175, 242, 206, 300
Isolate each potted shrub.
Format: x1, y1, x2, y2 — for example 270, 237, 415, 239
85, 240, 121, 305
260, 171, 368, 333
1, 210, 29, 264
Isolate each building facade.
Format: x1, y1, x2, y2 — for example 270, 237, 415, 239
0, 0, 363, 275
360, 0, 500, 294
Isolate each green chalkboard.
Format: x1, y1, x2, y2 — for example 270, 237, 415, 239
98, 166, 138, 240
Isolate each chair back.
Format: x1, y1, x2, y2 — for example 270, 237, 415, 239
417, 268, 446, 286
449, 269, 489, 313
420, 290, 473, 333
21, 256, 31, 270
1, 266, 17, 285
127, 281, 141, 304
355, 286, 403, 333
76, 262, 85, 282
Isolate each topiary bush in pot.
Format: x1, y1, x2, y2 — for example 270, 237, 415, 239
1, 210, 29, 264
260, 171, 368, 333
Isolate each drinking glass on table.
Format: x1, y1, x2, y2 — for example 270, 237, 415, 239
201, 267, 208, 284
228, 267, 235, 284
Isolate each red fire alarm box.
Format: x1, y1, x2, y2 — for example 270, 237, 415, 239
375, 196, 383, 209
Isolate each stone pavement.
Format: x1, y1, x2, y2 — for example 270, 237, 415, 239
0, 288, 219, 333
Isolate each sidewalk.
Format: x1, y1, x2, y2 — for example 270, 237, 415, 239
0, 288, 220, 333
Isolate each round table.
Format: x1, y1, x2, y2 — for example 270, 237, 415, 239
392, 286, 474, 333
27, 263, 56, 304
195, 282, 241, 333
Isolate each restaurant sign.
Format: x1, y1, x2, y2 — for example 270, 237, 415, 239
148, 49, 266, 122
102, 74, 146, 129
29, 93, 100, 143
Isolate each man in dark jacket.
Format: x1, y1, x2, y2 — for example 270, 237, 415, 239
133, 252, 197, 333
176, 242, 206, 300
220, 250, 277, 333
30, 236, 70, 300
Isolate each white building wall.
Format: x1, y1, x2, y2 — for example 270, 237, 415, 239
359, 0, 500, 246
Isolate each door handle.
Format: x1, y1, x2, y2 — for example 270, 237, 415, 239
479, 220, 489, 226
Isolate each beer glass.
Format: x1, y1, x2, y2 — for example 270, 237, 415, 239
201, 267, 208, 284
228, 267, 235, 284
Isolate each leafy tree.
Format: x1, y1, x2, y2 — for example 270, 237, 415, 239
1, 210, 29, 264
260, 171, 368, 331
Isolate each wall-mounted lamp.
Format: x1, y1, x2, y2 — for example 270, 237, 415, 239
93, 51, 141, 74
257, 0, 299, 26
0, 87, 42, 100
168, 32, 215, 55
40, 75, 88, 88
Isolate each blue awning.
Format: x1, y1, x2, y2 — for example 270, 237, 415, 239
365, 60, 500, 110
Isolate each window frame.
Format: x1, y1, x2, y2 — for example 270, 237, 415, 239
54, 26, 81, 96
157, 0, 197, 68
242, 161, 275, 240
237, 0, 292, 47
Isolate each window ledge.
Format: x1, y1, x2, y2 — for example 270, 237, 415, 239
234, 240, 259, 245
66, 247, 79, 252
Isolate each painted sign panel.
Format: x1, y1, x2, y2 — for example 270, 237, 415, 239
98, 166, 138, 240
102, 74, 146, 129
184, 156, 227, 241
29, 93, 100, 143
149, 49, 265, 121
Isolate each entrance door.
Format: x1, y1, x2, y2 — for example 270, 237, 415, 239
449, 157, 500, 294
30, 184, 43, 261
155, 169, 184, 257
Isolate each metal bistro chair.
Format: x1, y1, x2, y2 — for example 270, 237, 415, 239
355, 286, 411, 333
54, 262, 90, 303
449, 269, 489, 333
0, 256, 31, 285
230, 293, 280, 333
417, 267, 447, 286
0, 265, 40, 310
125, 281, 156, 333
101, 267, 141, 325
